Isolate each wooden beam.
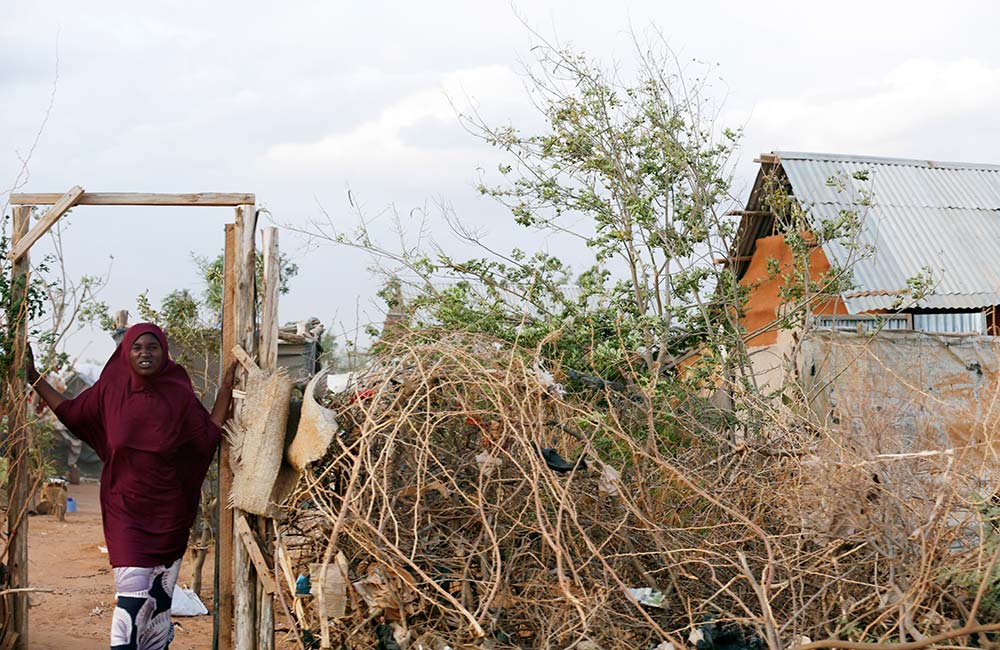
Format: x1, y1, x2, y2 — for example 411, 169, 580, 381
9, 192, 255, 206
6, 206, 31, 650
260, 229, 279, 374
235, 515, 277, 595
233, 205, 258, 650
215, 223, 237, 650
9, 186, 84, 261
714, 255, 753, 265
725, 210, 771, 217
256, 227, 280, 650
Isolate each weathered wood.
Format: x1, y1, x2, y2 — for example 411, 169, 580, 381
234, 527, 257, 650
713, 255, 754, 265
216, 223, 237, 650
9, 186, 84, 261
276, 537, 309, 628
113, 310, 129, 329
233, 205, 259, 650
235, 515, 277, 595
260, 228, 279, 375
257, 228, 279, 650
234, 206, 257, 360
276, 331, 306, 344
232, 344, 255, 371
6, 206, 31, 650
9, 192, 255, 206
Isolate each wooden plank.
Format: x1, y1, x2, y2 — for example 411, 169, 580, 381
9, 192, 255, 206
10, 186, 83, 261
257, 227, 278, 650
256, 548, 275, 650
257, 228, 281, 650
235, 515, 277, 595
232, 345, 256, 372
7, 206, 30, 650
713, 255, 753, 265
260, 228, 279, 374
233, 205, 258, 650
216, 223, 237, 650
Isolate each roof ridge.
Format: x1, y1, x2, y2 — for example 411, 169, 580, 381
771, 151, 1000, 172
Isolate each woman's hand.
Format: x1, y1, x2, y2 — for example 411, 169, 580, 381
25, 346, 67, 412
211, 360, 239, 427
25, 345, 40, 385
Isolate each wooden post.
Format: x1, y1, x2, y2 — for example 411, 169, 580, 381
233, 205, 259, 650
215, 223, 237, 650
260, 228, 279, 375
255, 227, 280, 650
6, 206, 31, 649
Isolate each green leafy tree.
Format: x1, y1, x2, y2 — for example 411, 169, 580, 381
319, 40, 749, 389
193, 251, 299, 319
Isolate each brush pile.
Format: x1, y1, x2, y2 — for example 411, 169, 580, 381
278, 330, 1000, 650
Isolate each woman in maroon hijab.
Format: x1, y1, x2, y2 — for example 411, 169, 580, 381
27, 323, 236, 650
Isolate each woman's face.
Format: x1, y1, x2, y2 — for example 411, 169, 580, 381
129, 333, 164, 377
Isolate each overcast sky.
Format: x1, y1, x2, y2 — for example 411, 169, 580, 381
4, 0, 1000, 367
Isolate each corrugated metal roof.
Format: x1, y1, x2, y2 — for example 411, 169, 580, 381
776, 151, 1000, 312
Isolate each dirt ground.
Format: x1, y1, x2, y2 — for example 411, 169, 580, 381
26, 480, 215, 649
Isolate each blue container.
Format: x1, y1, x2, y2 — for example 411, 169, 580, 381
66, 497, 77, 513
295, 574, 311, 596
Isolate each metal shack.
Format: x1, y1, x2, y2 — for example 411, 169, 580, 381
732, 152, 1000, 454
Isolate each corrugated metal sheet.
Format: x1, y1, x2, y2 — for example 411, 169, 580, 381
777, 152, 1000, 312
912, 312, 987, 334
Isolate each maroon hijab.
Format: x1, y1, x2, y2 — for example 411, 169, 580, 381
73, 322, 201, 457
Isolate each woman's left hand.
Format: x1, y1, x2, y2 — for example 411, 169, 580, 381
211, 361, 239, 427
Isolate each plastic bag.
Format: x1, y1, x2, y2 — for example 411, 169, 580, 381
171, 584, 209, 616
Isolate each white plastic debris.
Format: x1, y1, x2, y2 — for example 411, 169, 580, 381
598, 463, 620, 497
652, 642, 676, 650
326, 372, 353, 395
171, 584, 209, 616
534, 364, 565, 397
626, 587, 666, 608
475, 452, 503, 477
97, 545, 108, 554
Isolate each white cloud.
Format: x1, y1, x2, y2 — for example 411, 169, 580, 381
743, 59, 1000, 155
263, 65, 526, 179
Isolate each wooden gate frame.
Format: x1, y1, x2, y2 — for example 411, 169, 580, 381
3, 189, 278, 650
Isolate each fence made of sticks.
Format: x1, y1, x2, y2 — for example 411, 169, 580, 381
276, 330, 1000, 650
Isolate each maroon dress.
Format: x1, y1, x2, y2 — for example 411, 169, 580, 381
54, 323, 222, 568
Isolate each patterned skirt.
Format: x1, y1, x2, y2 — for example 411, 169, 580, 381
110, 558, 181, 650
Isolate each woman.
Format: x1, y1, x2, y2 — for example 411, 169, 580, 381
27, 323, 236, 650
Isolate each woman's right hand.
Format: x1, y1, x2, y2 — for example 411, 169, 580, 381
25, 345, 40, 384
